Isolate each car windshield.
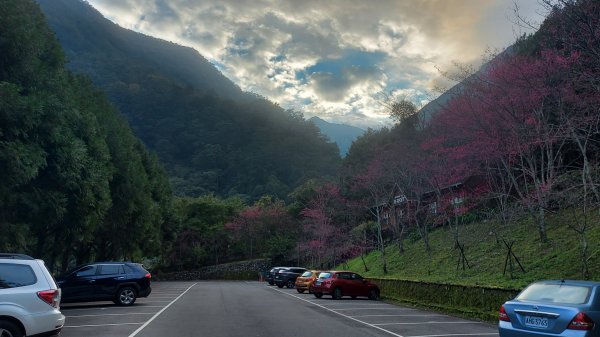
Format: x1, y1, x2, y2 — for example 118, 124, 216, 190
301, 271, 313, 277
318, 272, 332, 279
517, 283, 591, 304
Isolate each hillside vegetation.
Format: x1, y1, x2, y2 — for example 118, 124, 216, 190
344, 209, 600, 289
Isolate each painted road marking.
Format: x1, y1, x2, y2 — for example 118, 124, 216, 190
270, 287, 405, 337
127, 282, 198, 337
406, 334, 498, 337
65, 323, 144, 328
65, 313, 156, 318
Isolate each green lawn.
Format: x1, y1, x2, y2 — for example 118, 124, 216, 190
342, 210, 600, 290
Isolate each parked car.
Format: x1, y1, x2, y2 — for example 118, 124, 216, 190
56, 261, 151, 306
311, 271, 380, 300
265, 267, 288, 286
274, 267, 307, 288
499, 280, 599, 336
295, 270, 321, 293
0, 253, 65, 337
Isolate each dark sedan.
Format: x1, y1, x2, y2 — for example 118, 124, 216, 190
57, 262, 151, 306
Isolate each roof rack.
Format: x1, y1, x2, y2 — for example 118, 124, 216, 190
0, 253, 35, 260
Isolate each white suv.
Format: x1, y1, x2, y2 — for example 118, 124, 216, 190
0, 254, 65, 337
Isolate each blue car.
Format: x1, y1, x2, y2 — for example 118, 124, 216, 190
499, 280, 598, 336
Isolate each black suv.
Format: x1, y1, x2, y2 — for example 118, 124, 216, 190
274, 267, 307, 288
265, 267, 287, 285
56, 262, 151, 306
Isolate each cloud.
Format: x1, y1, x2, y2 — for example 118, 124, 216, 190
87, 0, 547, 128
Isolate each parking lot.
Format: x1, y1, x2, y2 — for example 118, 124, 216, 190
270, 285, 499, 337
58, 281, 499, 337
59, 282, 196, 337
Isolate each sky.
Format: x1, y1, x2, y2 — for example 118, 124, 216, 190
86, 0, 548, 128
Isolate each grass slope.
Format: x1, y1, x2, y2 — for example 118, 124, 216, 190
344, 210, 600, 290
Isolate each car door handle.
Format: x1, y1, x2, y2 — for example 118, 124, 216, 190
116, 277, 125, 280
89, 279, 96, 283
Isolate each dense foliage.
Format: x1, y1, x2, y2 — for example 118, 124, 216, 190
37, 0, 341, 201
0, 0, 174, 272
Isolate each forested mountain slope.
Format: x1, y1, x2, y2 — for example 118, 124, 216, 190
37, 0, 341, 200
0, 0, 174, 271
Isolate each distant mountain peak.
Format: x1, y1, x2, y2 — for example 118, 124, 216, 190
309, 117, 365, 156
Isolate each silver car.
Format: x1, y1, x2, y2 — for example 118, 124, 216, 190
499, 280, 599, 336
0, 253, 65, 337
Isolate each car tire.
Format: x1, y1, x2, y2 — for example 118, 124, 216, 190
296, 289, 305, 293
286, 280, 295, 288
368, 289, 380, 300
332, 287, 343, 300
0, 320, 24, 337
277, 284, 284, 288
114, 286, 137, 306
314, 292, 323, 299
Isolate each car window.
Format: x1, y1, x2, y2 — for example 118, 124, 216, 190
517, 283, 591, 304
291, 268, 305, 273
338, 273, 352, 280
351, 273, 363, 281
318, 272, 332, 279
301, 271, 313, 277
0, 263, 37, 288
99, 264, 124, 275
76, 265, 97, 277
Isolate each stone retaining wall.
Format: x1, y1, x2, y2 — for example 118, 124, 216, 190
155, 259, 271, 281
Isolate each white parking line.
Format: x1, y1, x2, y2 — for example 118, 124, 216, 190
270, 287, 405, 337
333, 307, 415, 311
61, 306, 164, 312
65, 313, 156, 318
127, 282, 197, 337
374, 322, 483, 326
350, 314, 443, 318
65, 323, 144, 328
406, 332, 498, 337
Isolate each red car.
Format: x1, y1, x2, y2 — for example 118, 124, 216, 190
311, 271, 380, 300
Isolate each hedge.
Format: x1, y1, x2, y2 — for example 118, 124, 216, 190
370, 278, 521, 322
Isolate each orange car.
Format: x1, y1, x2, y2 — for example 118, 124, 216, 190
294, 270, 321, 293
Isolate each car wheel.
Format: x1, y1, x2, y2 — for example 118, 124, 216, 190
0, 320, 23, 337
286, 280, 295, 288
368, 289, 380, 300
332, 287, 343, 300
277, 284, 284, 288
296, 289, 305, 293
115, 286, 137, 306
314, 292, 323, 299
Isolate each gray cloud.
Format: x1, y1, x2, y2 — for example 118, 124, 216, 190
87, 0, 548, 127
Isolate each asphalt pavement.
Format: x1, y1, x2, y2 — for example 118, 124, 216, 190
58, 281, 499, 337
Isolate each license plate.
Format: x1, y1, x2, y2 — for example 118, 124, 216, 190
525, 316, 548, 329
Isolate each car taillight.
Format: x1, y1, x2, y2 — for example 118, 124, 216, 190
37, 289, 60, 308
145, 273, 151, 278
498, 305, 510, 322
568, 312, 594, 330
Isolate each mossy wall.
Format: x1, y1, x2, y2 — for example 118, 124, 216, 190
372, 278, 520, 322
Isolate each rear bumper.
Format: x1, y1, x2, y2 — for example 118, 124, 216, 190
29, 327, 63, 337
24, 310, 65, 337
499, 321, 589, 336
138, 286, 152, 298
311, 285, 332, 295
